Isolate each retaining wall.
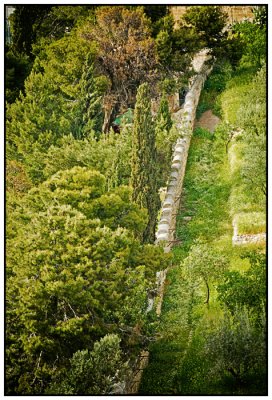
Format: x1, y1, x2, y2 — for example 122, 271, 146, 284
156, 61, 212, 251
170, 6, 254, 25
123, 55, 212, 395
153, 56, 212, 321
232, 216, 266, 245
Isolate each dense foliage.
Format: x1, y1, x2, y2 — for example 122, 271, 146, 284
80, 6, 158, 131
6, 5, 178, 394
6, 166, 169, 393
131, 83, 160, 243
6, 5, 266, 395
182, 6, 227, 54
139, 9, 266, 394
47, 334, 128, 394
9, 5, 53, 57
237, 66, 266, 200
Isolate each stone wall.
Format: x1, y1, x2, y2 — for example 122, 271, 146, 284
156, 55, 212, 251
232, 216, 266, 245
170, 5, 254, 25
123, 52, 212, 395
124, 351, 150, 394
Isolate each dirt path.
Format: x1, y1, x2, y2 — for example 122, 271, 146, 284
195, 109, 220, 132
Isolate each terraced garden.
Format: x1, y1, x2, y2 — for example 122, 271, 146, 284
139, 63, 266, 395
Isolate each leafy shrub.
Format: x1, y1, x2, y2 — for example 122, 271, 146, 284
196, 61, 232, 119
204, 306, 266, 394
193, 127, 213, 140
47, 334, 128, 394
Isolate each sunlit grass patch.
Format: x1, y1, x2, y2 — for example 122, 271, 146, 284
212, 233, 232, 250
229, 185, 262, 216
175, 132, 231, 251
218, 66, 256, 125
219, 85, 249, 124
229, 252, 251, 273
193, 126, 214, 139
228, 142, 245, 176
236, 211, 266, 235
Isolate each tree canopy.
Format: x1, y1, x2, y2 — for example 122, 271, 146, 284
182, 6, 228, 56
6, 166, 169, 394
80, 6, 158, 131
5, 4, 266, 395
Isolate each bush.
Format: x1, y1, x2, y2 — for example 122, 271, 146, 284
193, 127, 213, 140
196, 61, 232, 119
47, 334, 128, 395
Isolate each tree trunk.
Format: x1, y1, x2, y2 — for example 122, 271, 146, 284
204, 278, 210, 306
102, 98, 119, 133
102, 106, 113, 133
227, 367, 242, 384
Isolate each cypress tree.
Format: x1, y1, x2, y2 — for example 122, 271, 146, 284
157, 92, 173, 132
155, 93, 174, 187
131, 83, 160, 243
80, 53, 104, 138
10, 5, 52, 57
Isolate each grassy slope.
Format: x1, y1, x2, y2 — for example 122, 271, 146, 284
219, 66, 266, 234
139, 64, 265, 395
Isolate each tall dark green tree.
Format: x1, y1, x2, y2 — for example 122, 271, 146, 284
131, 83, 160, 243
155, 93, 175, 186
5, 46, 32, 104
9, 5, 52, 57
182, 6, 228, 57
154, 13, 199, 75
157, 93, 173, 133
79, 54, 107, 138
35, 5, 93, 42
143, 5, 168, 24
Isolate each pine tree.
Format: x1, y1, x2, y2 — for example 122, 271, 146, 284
131, 83, 160, 243
156, 30, 173, 66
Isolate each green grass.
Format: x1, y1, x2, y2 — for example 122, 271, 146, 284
223, 69, 266, 236
236, 212, 266, 235
197, 64, 258, 125
140, 124, 234, 394
196, 60, 233, 119
229, 185, 264, 216
139, 63, 266, 396
218, 65, 258, 125
138, 265, 198, 394
219, 85, 249, 125
228, 142, 244, 177
174, 130, 232, 254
